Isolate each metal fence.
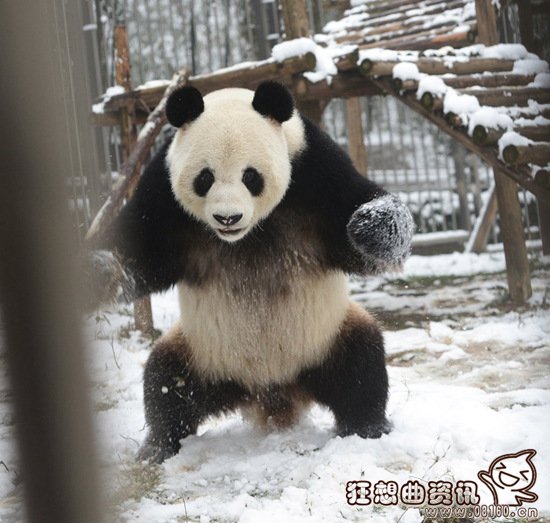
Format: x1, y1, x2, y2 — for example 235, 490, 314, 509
77, 0, 541, 251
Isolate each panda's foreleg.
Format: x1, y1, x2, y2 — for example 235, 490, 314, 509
299, 303, 390, 438
137, 326, 246, 463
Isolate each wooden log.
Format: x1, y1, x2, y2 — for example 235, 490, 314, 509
86, 70, 190, 243
419, 91, 443, 111
502, 142, 550, 166
360, 57, 514, 78
493, 168, 532, 304
459, 86, 550, 107
445, 111, 466, 128
466, 184, 498, 253
333, 47, 359, 71
472, 125, 550, 146
102, 54, 316, 113
345, 97, 368, 175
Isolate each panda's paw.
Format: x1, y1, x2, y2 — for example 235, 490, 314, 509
136, 438, 179, 464
347, 194, 414, 272
82, 250, 135, 310
338, 418, 393, 439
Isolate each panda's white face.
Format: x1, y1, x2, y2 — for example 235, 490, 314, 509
167, 88, 304, 242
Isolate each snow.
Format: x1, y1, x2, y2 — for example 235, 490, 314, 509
529, 72, 550, 89
480, 43, 529, 60
271, 38, 337, 84
513, 59, 550, 76
104, 85, 125, 98
443, 89, 480, 119
136, 79, 171, 91
392, 62, 421, 83
359, 48, 419, 64
467, 107, 513, 135
416, 76, 447, 100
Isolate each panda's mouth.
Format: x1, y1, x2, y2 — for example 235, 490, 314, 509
217, 227, 244, 237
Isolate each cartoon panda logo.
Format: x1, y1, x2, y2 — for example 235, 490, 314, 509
478, 449, 538, 506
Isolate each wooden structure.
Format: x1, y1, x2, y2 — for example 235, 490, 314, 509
90, 0, 550, 306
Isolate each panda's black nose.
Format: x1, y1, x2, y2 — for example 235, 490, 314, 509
213, 213, 243, 226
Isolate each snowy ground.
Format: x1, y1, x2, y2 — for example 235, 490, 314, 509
1, 251, 549, 522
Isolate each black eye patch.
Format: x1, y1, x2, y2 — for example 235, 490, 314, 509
193, 168, 215, 197
242, 167, 264, 196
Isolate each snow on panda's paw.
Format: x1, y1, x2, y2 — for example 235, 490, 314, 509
347, 194, 414, 272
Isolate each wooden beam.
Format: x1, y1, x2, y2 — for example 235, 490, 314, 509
493, 168, 532, 304
100, 54, 317, 115
345, 97, 368, 175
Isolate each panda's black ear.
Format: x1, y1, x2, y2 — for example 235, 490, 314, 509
252, 81, 294, 124
165, 86, 204, 127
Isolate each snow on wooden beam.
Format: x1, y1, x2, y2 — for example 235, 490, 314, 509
360, 57, 514, 78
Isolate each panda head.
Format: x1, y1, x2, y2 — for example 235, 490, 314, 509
165, 82, 305, 243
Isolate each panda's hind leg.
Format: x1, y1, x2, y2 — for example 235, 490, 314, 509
299, 303, 390, 439
137, 324, 246, 463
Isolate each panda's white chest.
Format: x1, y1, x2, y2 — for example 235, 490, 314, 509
177, 270, 349, 389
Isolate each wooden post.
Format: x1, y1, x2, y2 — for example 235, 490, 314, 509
475, 0, 531, 304
466, 184, 498, 253
114, 24, 155, 335
280, 0, 326, 125
494, 169, 532, 303
345, 97, 368, 175
538, 201, 550, 255
280, 0, 310, 39
475, 0, 499, 45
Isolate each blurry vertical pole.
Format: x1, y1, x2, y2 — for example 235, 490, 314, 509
475, 0, 532, 303
0, 1, 102, 523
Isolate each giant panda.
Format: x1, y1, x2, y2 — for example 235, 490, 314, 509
96, 81, 414, 463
